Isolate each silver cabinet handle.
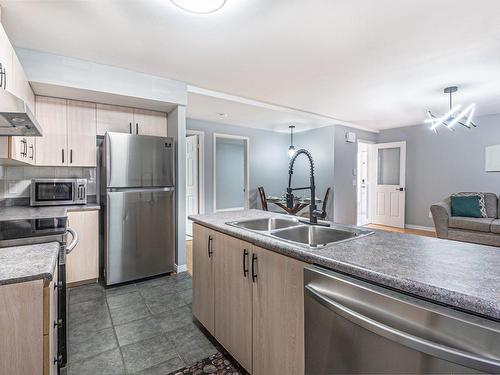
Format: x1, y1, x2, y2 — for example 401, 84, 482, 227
136, 123, 139, 134
304, 285, 500, 373
0, 62, 5, 89
66, 227, 78, 254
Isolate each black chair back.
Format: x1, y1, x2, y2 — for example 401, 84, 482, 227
258, 187, 268, 211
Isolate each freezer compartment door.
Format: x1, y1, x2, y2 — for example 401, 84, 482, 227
106, 132, 174, 188
106, 188, 175, 285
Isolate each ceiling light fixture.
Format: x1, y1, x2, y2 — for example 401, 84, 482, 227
170, 0, 227, 14
425, 86, 477, 133
288, 125, 296, 157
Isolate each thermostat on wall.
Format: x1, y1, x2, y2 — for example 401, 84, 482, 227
345, 131, 356, 143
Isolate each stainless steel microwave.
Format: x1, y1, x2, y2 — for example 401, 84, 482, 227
30, 178, 87, 206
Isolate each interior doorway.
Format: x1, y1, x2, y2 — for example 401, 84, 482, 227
213, 134, 249, 212
356, 140, 372, 226
369, 141, 407, 228
185, 130, 204, 238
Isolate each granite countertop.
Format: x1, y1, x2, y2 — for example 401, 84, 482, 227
189, 209, 500, 320
0, 242, 59, 285
0, 203, 101, 221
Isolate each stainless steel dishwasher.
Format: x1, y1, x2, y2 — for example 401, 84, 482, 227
304, 266, 500, 374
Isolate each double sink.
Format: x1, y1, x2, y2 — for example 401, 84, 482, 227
227, 217, 374, 248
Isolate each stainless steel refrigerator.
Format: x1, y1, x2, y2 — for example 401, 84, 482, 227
100, 132, 175, 285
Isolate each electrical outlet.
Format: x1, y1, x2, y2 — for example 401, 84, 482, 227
8, 182, 17, 195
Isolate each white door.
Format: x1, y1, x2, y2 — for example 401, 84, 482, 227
186, 135, 199, 237
370, 141, 406, 228
357, 143, 370, 226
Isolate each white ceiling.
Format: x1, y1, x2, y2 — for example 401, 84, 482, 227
1, 0, 500, 130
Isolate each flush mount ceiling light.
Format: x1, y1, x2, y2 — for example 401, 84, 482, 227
170, 0, 227, 14
288, 125, 296, 157
425, 86, 477, 133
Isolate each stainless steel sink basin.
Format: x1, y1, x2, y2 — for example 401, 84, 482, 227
270, 225, 373, 247
227, 217, 302, 231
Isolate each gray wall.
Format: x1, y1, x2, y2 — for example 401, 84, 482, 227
215, 139, 245, 210
293, 127, 335, 220
187, 119, 290, 214
378, 113, 500, 227
333, 125, 378, 225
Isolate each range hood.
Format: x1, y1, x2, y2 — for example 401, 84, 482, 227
0, 90, 43, 136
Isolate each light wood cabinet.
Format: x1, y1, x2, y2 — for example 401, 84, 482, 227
97, 104, 134, 135
252, 246, 306, 375
66, 210, 99, 284
192, 223, 216, 335
0, 23, 37, 165
0, 271, 59, 375
133, 109, 167, 137
0, 23, 13, 93
35, 97, 97, 167
67, 100, 97, 167
97, 104, 167, 137
192, 223, 307, 375
35, 97, 67, 166
214, 234, 253, 372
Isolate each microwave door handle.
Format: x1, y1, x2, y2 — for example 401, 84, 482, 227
304, 285, 500, 373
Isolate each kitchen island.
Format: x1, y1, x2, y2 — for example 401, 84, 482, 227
189, 209, 500, 375
190, 209, 500, 320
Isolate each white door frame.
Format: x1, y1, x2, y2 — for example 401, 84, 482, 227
370, 141, 407, 228
186, 130, 205, 216
356, 139, 374, 226
213, 133, 250, 212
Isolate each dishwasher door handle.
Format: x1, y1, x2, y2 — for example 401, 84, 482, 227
305, 285, 500, 373
66, 227, 79, 254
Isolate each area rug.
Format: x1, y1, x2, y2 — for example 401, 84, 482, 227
168, 351, 246, 375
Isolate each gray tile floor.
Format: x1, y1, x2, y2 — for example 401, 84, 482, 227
67, 273, 218, 375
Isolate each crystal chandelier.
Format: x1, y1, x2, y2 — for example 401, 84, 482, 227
425, 86, 477, 133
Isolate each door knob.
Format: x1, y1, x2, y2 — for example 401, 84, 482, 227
396, 187, 405, 191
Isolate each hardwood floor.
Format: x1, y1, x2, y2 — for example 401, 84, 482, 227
364, 224, 436, 238
186, 240, 193, 275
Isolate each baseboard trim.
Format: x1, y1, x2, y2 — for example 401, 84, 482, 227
175, 264, 188, 273
405, 224, 435, 232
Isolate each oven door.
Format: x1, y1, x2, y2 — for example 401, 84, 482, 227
31, 179, 76, 206
304, 266, 500, 374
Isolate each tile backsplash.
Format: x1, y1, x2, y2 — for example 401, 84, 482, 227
0, 166, 97, 200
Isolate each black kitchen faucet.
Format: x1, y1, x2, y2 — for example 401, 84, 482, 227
286, 149, 327, 225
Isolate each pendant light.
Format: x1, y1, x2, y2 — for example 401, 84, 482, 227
288, 125, 296, 157
170, 0, 226, 14
425, 86, 477, 133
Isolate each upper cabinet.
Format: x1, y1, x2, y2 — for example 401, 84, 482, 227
133, 109, 167, 137
35, 97, 97, 167
35, 97, 68, 166
97, 104, 134, 135
0, 23, 35, 113
0, 24, 13, 93
67, 100, 97, 167
97, 104, 167, 137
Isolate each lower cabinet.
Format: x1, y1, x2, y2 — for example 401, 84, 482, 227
214, 234, 253, 371
192, 223, 306, 375
0, 271, 58, 375
66, 210, 99, 285
251, 246, 305, 375
192, 223, 216, 335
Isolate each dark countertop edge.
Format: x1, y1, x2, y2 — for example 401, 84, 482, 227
189, 215, 500, 321
0, 271, 55, 286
